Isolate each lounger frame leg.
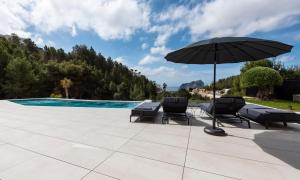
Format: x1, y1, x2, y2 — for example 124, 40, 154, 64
247, 120, 251, 128
236, 114, 251, 129
265, 120, 269, 129
185, 113, 190, 125
283, 121, 287, 127
162, 113, 168, 124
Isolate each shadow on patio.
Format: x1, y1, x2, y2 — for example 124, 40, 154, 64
254, 131, 300, 170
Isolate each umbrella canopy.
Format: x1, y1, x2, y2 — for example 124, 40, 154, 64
165, 37, 293, 136
165, 37, 292, 64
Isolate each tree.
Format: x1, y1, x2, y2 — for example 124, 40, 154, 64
3, 58, 36, 98
60, 78, 73, 98
162, 83, 167, 92
240, 59, 273, 73
117, 82, 130, 100
175, 89, 191, 99
0, 34, 157, 100
215, 75, 239, 90
240, 67, 283, 99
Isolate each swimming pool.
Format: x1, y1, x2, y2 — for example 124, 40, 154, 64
10, 99, 141, 109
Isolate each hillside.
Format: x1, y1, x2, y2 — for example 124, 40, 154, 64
0, 34, 157, 100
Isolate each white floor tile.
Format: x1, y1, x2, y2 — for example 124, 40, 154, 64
186, 149, 300, 180
83, 172, 118, 180
119, 139, 186, 165
0, 144, 38, 172
0, 156, 89, 180
95, 152, 183, 180
53, 142, 113, 169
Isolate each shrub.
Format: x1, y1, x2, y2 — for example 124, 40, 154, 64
241, 67, 283, 99
156, 89, 192, 100
50, 93, 63, 98
190, 94, 210, 102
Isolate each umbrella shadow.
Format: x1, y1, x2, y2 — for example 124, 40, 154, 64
198, 114, 252, 129
254, 131, 300, 170
190, 116, 213, 127
131, 111, 164, 124
132, 111, 191, 126
246, 120, 300, 131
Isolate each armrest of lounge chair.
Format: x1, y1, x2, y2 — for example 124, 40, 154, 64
130, 102, 161, 122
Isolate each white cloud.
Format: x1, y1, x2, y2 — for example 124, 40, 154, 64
150, 46, 171, 56
0, 0, 150, 40
188, 0, 300, 38
31, 34, 44, 46
154, 0, 300, 42
47, 40, 56, 47
71, 25, 77, 37
30, 0, 150, 40
276, 55, 295, 63
149, 23, 184, 46
0, 0, 31, 38
156, 4, 190, 22
138, 55, 160, 65
114, 56, 127, 65
134, 66, 177, 77
141, 43, 148, 49
134, 65, 216, 86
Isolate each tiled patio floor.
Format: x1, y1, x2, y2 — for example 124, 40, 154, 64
0, 100, 300, 180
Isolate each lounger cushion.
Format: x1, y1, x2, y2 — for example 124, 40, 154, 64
162, 97, 188, 113
199, 97, 245, 115
131, 102, 161, 116
238, 104, 300, 123
237, 104, 271, 115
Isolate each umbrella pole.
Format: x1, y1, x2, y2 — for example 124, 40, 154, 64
204, 44, 226, 136
212, 59, 216, 129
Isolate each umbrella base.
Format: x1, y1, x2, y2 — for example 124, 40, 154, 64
204, 126, 226, 136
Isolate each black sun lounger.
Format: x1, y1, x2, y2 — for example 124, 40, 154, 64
162, 97, 189, 125
199, 97, 251, 128
237, 104, 300, 129
130, 102, 161, 122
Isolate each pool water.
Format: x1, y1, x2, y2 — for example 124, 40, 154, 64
10, 99, 140, 109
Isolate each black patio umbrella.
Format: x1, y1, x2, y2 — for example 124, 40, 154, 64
165, 37, 293, 136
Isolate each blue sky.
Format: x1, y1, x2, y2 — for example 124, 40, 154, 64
1, 0, 300, 86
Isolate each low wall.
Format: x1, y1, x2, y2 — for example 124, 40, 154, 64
293, 94, 300, 102
246, 80, 300, 100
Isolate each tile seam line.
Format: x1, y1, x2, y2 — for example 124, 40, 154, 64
185, 166, 242, 180
2, 134, 291, 174
1, 123, 145, 141
1, 124, 299, 165
0, 142, 39, 174
80, 123, 149, 180
190, 134, 300, 153
188, 148, 291, 167
3, 142, 120, 180
1, 123, 190, 151
0, 132, 247, 179
113, 150, 184, 167
0, 125, 127, 152
181, 125, 192, 180
4, 142, 92, 171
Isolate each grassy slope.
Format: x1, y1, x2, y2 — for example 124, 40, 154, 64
245, 98, 300, 111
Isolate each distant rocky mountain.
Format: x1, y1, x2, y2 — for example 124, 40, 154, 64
179, 80, 204, 90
